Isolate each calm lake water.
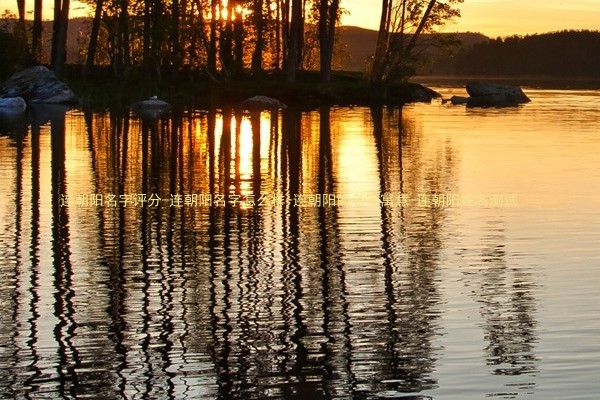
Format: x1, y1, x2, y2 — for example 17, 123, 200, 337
0, 89, 599, 399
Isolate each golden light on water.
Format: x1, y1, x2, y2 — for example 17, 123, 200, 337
210, 111, 276, 201
237, 116, 253, 195
334, 110, 380, 200
2, 86, 600, 400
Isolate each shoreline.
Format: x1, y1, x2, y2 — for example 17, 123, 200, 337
413, 75, 600, 90
61, 70, 441, 111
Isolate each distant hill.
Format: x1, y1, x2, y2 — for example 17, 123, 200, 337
45, 20, 490, 74
0, 18, 90, 65
8, 18, 599, 79
338, 27, 600, 78
453, 30, 600, 77
338, 26, 379, 71
338, 26, 489, 73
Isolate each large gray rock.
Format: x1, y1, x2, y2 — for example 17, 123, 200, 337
240, 95, 287, 110
0, 66, 78, 104
466, 81, 530, 107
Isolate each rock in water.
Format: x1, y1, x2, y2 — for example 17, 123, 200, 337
0, 66, 78, 104
131, 97, 172, 119
466, 81, 530, 107
0, 97, 27, 112
240, 96, 287, 110
450, 95, 469, 105
409, 84, 442, 102
131, 97, 172, 110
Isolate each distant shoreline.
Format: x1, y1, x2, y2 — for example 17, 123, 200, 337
413, 75, 600, 90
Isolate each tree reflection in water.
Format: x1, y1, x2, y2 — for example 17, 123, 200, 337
0, 104, 539, 399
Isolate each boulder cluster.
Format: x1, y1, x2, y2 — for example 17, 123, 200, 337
0, 66, 78, 113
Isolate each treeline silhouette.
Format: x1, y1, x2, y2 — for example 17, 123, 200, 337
0, 0, 342, 85
451, 30, 600, 77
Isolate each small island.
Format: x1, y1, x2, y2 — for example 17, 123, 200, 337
0, 0, 462, 109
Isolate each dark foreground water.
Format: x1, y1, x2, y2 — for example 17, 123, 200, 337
0, 89, 599, 399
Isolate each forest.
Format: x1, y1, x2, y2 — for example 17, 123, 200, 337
444, 30, 600, 78
0, 0, 464, 86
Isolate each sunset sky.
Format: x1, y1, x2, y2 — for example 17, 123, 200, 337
344, 0, 600, 36
6, 0, 600, 37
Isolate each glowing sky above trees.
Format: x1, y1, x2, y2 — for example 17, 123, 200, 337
343, 0, 600, 36
8, 0, 600, 37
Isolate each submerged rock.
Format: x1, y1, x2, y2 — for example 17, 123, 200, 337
0, 96, 26, 112
409, 84, 442, 102
240, 95, 287, 110
132, 96, 172, 109
450, 95, 469, 105
466, 81, 530, 107
0, 66, 78, 104
131, 96, 172, 119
